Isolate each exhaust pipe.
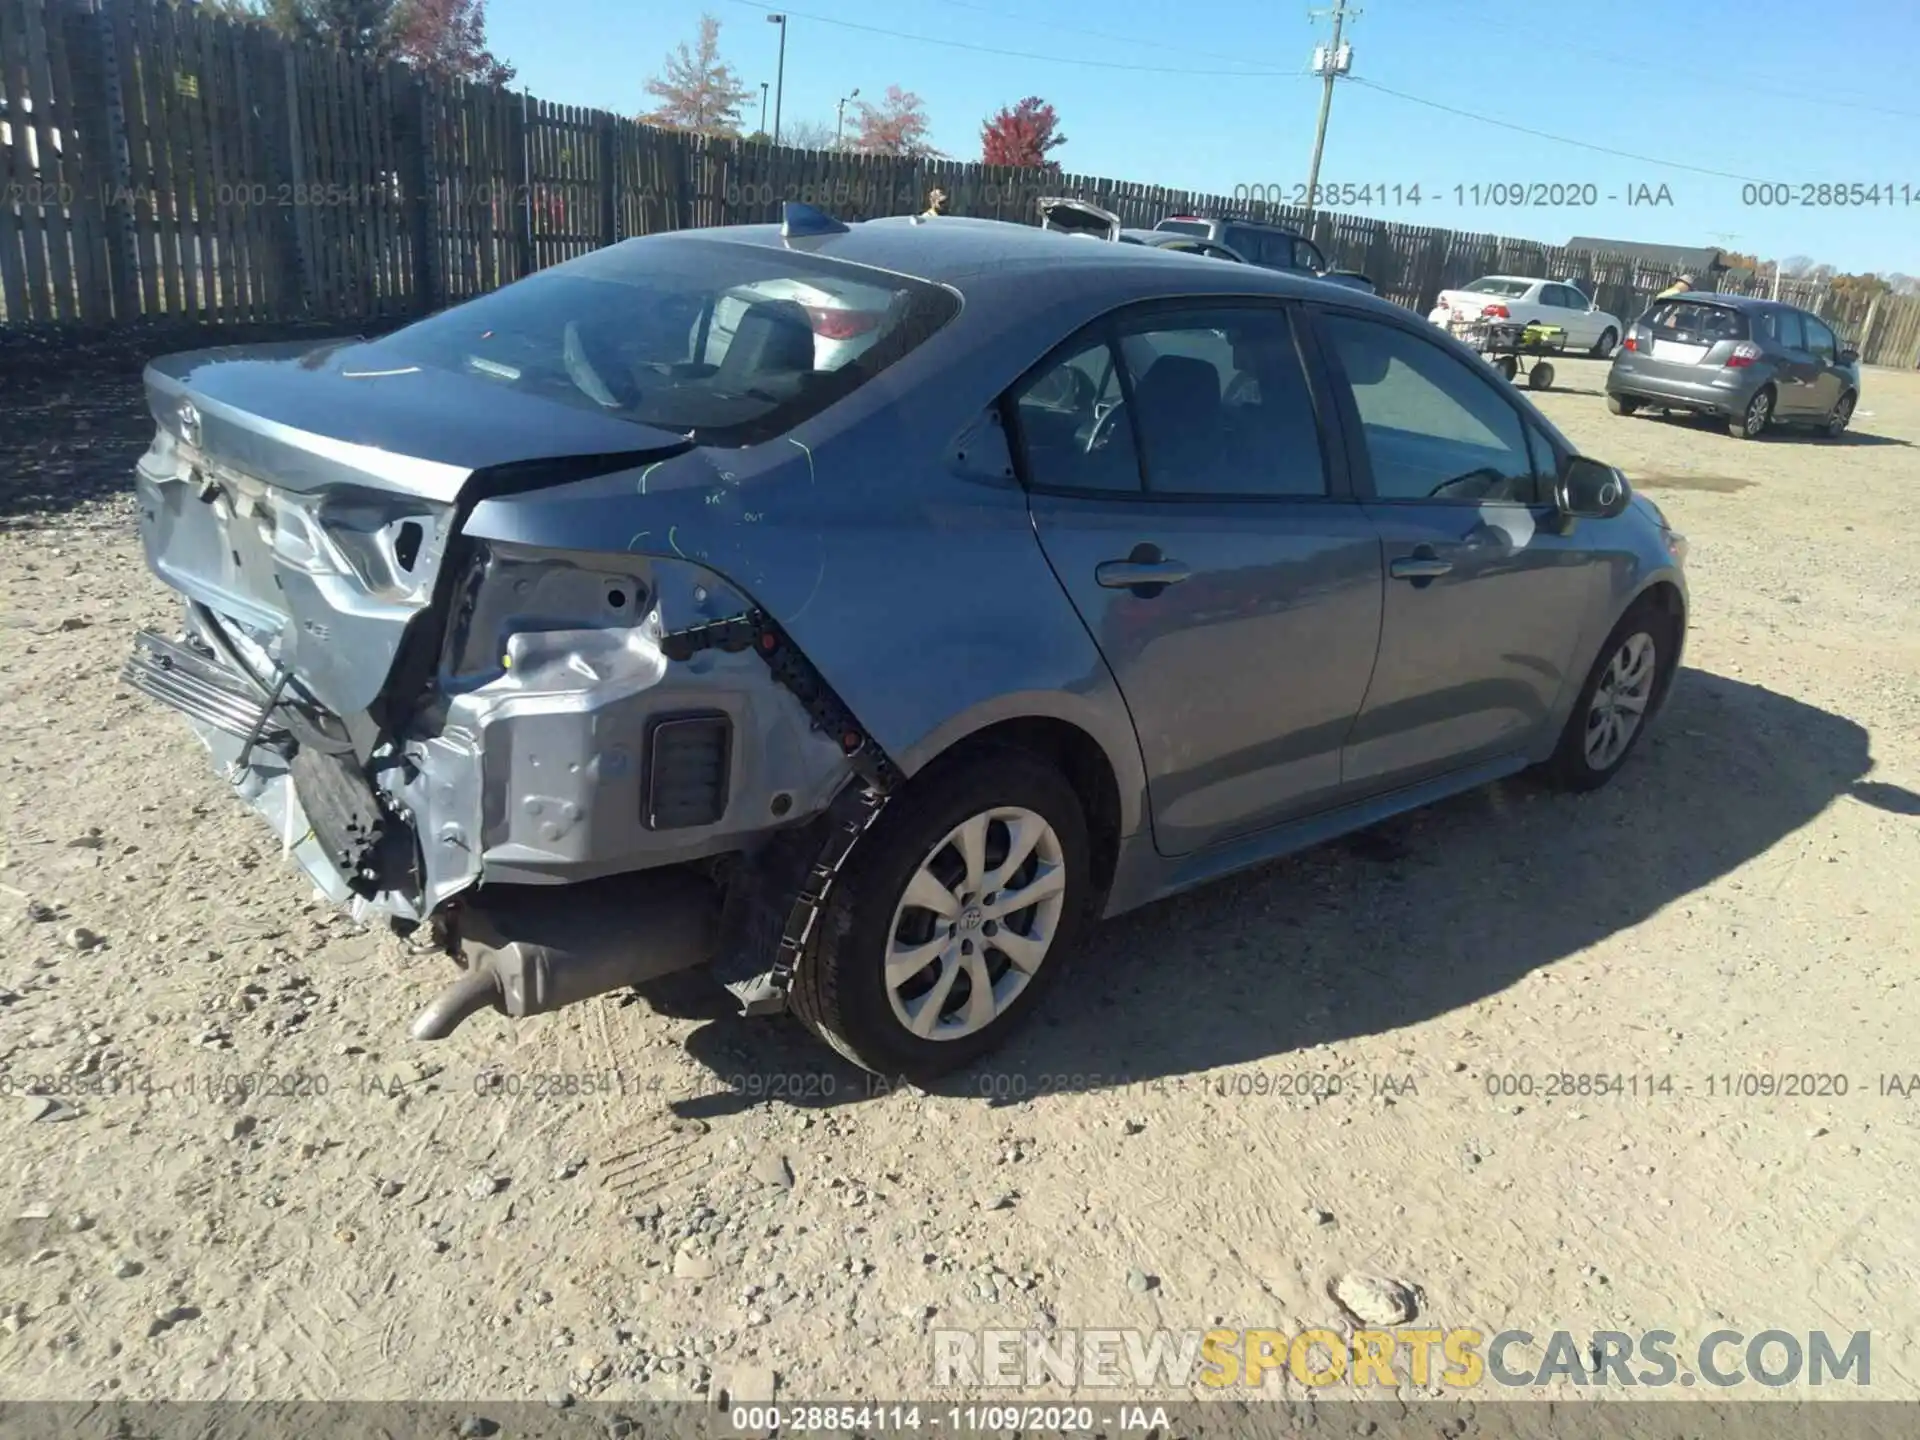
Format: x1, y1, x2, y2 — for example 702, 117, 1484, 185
410, 868, 719, 1041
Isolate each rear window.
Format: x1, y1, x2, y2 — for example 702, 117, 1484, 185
1648, 301, 1747, 341
362, 236, 959, 446
1463, 278, 1533, 297
1154, 219, 1211, 238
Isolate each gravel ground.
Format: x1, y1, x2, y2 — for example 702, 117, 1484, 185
2, 339, 1918, 1408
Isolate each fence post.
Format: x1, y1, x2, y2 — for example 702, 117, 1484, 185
406, 75, 439, 314
79, 0, 141, 321
276, 44, 313, 313
1858, 290, 1881, 363
510, 91, 532, 279
598, 111, 617, 246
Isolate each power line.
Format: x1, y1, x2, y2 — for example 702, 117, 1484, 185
911, 0, 1281, 71
725, 0, 1298, 76
1347, 77, 1768, 184
1425, 0, 1920, 119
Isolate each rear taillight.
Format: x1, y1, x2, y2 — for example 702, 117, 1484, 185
1725, 342, 1761, 368
804, 306, 881, 340
1482, 304, 1509, 318
1623, 336, 1638, 351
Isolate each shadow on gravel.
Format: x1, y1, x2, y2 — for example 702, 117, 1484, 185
671, 668, 1915, 1113
0, 321, 408, 528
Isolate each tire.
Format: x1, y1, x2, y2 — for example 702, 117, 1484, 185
1542, 600, 1676, 793
1606, 393, 1639, 416
1494, 356, 1519, 382
1728, 385, 1774, 440
1823, 390, 1856, 439
789, 747, 1095, 1081
1591, 326, 1618, 358
1528, 361, 1555, 391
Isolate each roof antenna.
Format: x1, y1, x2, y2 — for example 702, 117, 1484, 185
782, 201, 849, 239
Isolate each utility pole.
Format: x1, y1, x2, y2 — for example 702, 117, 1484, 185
1302, 0, 1356, 228
767, 14, 788, 144
836, 89, 860, 148
759, 83, 769, 135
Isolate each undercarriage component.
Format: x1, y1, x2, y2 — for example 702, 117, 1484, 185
409, 868, 720, 1040
121, 630, 280, 742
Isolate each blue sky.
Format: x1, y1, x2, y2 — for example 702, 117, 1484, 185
486, 0, 1918, 276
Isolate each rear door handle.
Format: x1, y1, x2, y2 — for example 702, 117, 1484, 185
1389, 552, 1453, 581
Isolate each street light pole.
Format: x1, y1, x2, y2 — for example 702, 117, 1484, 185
836, 88, 859, 148
767, 14, 787, 144
759, 83, 769, 135
1303, 0, 1356, 228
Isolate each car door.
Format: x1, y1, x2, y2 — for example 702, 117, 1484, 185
1309, 306, 1604, 794
1799, 312, 1846, 413
1011, 301, 1384, 856
1548, 284, 1600, 346
1761, 308, 1819, 415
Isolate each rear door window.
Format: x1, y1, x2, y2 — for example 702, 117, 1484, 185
1770, 310, 1806, 349
1009, 333, 1139, 494
1112, 307, 1330, 497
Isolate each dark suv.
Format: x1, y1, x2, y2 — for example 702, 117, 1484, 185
1605, 293, 1861, 440
1151, 214, 1374, 292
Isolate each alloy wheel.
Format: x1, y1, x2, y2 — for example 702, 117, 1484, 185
1584, 632, 1658, 771
1743, 389, 1772, 437
883, 807, 1068, 1041
1828, 394, 1855, 437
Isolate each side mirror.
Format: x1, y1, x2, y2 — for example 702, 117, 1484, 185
1556, 456, 1632, 520
1839, 348, 1860, 366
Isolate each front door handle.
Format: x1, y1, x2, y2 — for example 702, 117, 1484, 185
1096, 560, 1192, 589
1389, 550, 1454, 581
1096, 542, 1191, 596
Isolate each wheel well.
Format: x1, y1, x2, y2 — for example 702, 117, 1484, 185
917, 718, 1123, 897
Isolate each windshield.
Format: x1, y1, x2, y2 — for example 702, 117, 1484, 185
1154, 219, 1210, 238
1463, 278, 1533, 297
362, 236, 958, 447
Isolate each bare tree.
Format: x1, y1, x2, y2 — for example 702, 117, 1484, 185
643, 14, 752, 137
1779, 253, 1815, 279
780, 118, 838, 151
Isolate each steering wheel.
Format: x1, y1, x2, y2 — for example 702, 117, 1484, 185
1084, 399, 1128, 454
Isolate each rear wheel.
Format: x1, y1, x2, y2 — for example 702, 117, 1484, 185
1528, 361, 1555, 391
1606, 393, 1639, 416
1729, 385, 1774, 440
1591, 326, 1618, 358
1493, 356, 1518, 382
1542, 601, 1674, 792
789, 748, 1094, 1080
1823, 391, 1856, 438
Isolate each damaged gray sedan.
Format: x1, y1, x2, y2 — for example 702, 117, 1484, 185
125, 205, 1688, 1079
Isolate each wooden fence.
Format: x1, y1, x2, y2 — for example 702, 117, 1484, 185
5, 0, 1918, 367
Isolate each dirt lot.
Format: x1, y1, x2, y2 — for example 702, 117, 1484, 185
2, 342, 1918, 1411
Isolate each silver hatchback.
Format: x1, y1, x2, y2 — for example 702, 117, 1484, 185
1605, 293, 1861, 440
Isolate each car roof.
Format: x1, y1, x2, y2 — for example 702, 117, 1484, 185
650, 216, 1378, 301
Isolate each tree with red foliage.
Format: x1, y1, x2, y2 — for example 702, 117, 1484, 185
392, 0, 514, 85
980, 96, 1065, 168
643, 14, 753, 136
850, 85, 937, 157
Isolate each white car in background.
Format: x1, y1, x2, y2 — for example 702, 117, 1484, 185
1430, 276, 1624, 357
700, 275, 900, 373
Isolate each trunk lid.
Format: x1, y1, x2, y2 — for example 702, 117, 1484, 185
138, 338, 692, 719
1038, 197, 1122, 241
